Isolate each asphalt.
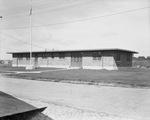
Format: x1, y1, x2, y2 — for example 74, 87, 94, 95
0, 74, 150, 120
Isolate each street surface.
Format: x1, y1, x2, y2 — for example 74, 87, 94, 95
0, 74, 150, 120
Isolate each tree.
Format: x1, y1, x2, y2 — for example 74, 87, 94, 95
147, 56, 150, 60
132, 57, 137, 60
137, 56, 146, 60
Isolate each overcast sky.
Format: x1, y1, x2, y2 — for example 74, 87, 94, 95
0, 0, 150, 59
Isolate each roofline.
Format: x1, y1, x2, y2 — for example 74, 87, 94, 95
7, 48, 138, 54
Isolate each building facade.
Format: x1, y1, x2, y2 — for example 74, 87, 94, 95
9, 48, 138, 70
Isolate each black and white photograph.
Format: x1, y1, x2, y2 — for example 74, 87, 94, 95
0, 0, 150, 119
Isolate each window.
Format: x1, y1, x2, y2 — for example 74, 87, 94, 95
34, 54, 38, 58
126, 53, 131, 61
13, 54, 17, 58
18, 54, 23, 60
59, 53, 65, 59
37, 53, 41, 57
42, 53, 47, 59
51, 53, 55, 59
26, 54, 30, 60
116, 52, 121, 61
93, 52, 102, 60
18, 57, 23, 60
47, 53, 51, 57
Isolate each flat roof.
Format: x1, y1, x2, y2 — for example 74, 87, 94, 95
7, 48, 138, 54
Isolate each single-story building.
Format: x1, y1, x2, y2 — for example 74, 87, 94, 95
8, 48, 138, 70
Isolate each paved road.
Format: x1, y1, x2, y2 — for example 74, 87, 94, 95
0, 74, 150, 120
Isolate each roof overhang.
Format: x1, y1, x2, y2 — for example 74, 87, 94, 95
7, 48, 138, 54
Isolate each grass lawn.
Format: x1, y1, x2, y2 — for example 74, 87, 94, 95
3, 66, 150, 88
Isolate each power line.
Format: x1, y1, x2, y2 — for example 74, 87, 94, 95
2, 0, 80, 17
0, 32, 48, 50
1, 6, 150, 30
0, 0, 50, 15
32, 0, 51, 5
1, 46, 24, 52
30, 0, 93, 16
1, 0, 93, 20
32, 0, 79, 10
32, 6, 150, 27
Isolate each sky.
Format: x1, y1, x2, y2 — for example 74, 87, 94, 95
0, 0, 150, 60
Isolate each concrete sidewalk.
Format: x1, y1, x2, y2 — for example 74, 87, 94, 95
3, 68, 67, 74
0, 74, 150, 120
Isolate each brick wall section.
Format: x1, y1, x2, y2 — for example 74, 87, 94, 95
37, 53, 71, 68
15, 58, 34, 67
12, 50, 133, 69
18, 58, 30, 66
82, 52, 103, 69
12, 58, 17, 66
38, 58, 48, 67
82, 51, 132, 69
102, 51, 114, 67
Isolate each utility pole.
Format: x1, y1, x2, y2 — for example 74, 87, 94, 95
30, 0, 32, 67
26, 0, 34, 69
0, 16, 2, 61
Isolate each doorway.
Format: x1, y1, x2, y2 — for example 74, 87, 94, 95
71, 52, 82, 67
